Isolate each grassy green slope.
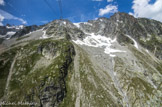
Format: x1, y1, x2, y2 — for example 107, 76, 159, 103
0, 39, 75, 106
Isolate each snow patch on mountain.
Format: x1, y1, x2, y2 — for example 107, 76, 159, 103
73, 33, 126, 57
99, 19, 103, 22
6, 26, 15, 29
74, 22, 93, 28
73, 23, 80, 28
6, 31, 16, 35
117, 20, 123, 23
40, 29, 53, 39
145, 49, 149, 53
0, 31, 16, 39
18, 25, 25, 29
6, 31, 16, 39
63, 21, 66, 25
83, 22, 93, 26
125, 35, 139, 49
6, 25, 25, 29
40, 30, 48, 39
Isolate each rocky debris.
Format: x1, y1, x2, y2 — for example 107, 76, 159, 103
70, 40, 162, 107
44, 19, 85, 40
37, 42, 59, 60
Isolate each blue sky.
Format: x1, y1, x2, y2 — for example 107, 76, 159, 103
0, 0, 161, 26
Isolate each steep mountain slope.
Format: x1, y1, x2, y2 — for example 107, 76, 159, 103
0, 39, 75, 106
0, 12, 162, 107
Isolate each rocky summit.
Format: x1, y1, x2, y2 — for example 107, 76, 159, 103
0, 12, 162, 107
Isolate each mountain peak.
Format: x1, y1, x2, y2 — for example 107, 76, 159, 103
110, 12, 136, 22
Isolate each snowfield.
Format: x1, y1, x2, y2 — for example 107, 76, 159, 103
125, 35, 139, 49
73, 33, 126, 57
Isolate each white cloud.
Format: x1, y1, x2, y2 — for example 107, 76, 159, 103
0, 14, 4, 26
131, 0, 162, 22
99, 4, 118, 16
0, 9, 27, 25
107, 0, 113, 2
0, 0, 5, 5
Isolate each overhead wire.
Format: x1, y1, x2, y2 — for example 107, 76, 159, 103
43, 0, 63, 19
58, 0, 63, 19
43, 0, 56, 15
5, 1, 23, 17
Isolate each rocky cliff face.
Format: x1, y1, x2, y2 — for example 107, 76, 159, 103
0, 12, 162, 107
0, 39, 75, 107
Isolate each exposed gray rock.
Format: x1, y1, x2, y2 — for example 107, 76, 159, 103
0, 12, 162, 107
